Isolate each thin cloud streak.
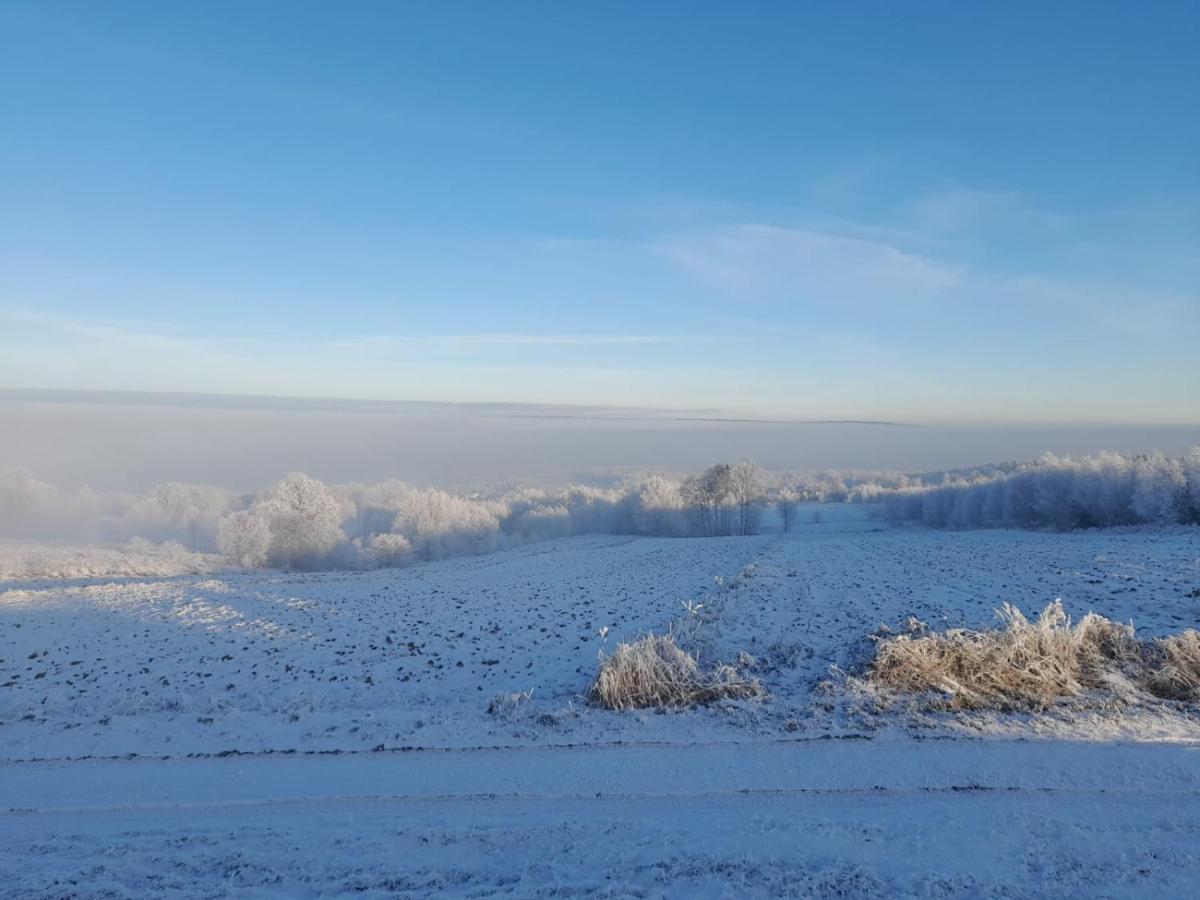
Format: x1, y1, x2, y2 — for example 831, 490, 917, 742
651, 223, 964, 301
0, 307, 708, 350
436, 333, 711, 346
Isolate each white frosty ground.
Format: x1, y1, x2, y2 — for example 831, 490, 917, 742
3, 509, 1200, 897
6, 741, 1200, 898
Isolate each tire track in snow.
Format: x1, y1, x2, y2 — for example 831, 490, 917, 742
6, 738, 1198, 816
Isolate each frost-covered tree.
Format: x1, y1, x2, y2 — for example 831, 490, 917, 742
684, 463, 733, 536
252, 473, 344, 569
1131, 452, 1185, 524
633, 475, 688, 536
729, 459, 763, 536
562, 485, 623, 534
217, 509, 271, 568
883, 448, 1199, 531
1183, 445, 1200, 524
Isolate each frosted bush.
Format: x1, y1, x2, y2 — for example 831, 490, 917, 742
391, 488, 506, 560
367, 532, 412, 567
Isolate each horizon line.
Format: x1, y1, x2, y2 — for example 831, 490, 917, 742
2, 387, 1199, 430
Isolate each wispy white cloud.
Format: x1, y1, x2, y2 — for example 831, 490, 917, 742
434, 333, 709, 346
912, 188, 1041, 234
0, 307, 706, 351
651, 224, 964, 302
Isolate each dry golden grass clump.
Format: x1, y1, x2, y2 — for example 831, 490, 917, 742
1145, 630, 1200, 701
590, 633, 763, 710
869, 600, 1200, 711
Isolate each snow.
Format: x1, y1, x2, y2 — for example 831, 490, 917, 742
5, 741, 1200, 898
0, 539, 217, 582
2, 510, 1199, 896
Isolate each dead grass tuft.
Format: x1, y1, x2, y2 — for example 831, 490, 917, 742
590, 633, 762, 710
868, 600, 1200, 711
1144, 630, 1200, 702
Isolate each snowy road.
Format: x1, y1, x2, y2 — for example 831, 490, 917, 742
5, 739, 1200, 811
4, 739, 1200, 897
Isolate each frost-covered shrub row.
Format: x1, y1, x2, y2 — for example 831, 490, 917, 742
3, 459, 917, 562
4, 446, 1196, 571
326, 460, 770, 568
0, 462, 769, 571
881, 448, 1200, 530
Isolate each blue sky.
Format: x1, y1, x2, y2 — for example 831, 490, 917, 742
1, 1, 1197, 422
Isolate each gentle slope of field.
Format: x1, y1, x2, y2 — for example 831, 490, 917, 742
2, 510, 1198, 896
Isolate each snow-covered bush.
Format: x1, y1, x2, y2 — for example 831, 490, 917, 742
366, 532, 412, 567
391, 488, 506, 560
507, 504, 572, 541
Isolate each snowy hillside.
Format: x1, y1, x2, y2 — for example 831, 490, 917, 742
4, 512, 1197, 760
3, 512, 1199, 896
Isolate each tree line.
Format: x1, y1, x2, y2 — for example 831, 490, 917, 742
4, 446, 1196, 571
879, 448, 1200, 529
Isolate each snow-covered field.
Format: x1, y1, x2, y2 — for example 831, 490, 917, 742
3, 509, 1199, 897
